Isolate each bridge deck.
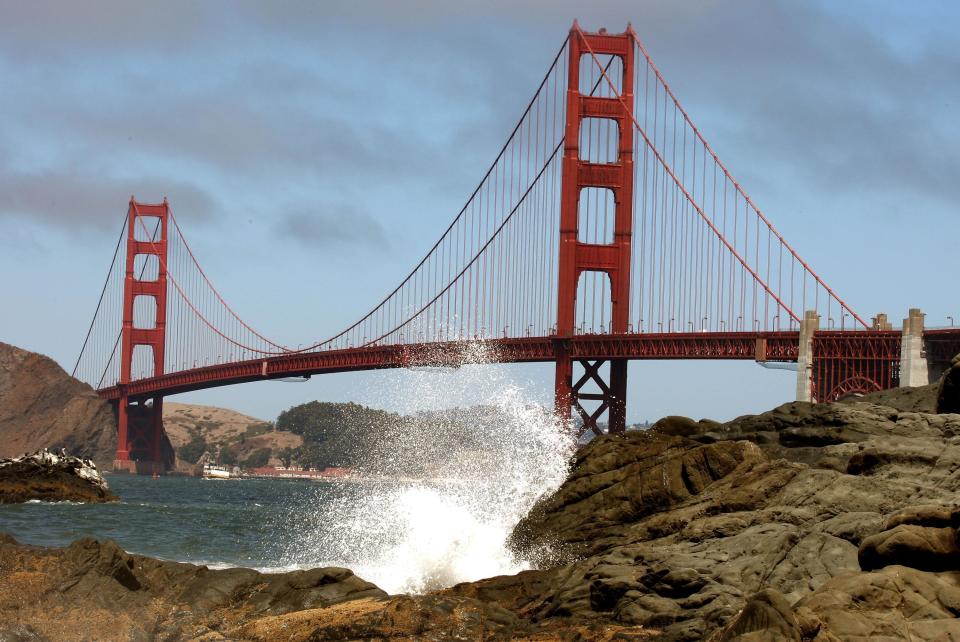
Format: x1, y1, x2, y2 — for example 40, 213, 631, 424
98, 331, 801, 401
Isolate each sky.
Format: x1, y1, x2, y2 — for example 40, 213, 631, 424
1, 0, 958, 423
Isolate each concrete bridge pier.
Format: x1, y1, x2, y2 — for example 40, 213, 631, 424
795, 310, 819, 402
900, 308, 928, 388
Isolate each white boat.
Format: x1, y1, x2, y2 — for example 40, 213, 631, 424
202, 463, 234, 479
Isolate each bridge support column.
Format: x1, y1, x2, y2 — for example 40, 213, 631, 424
115, 198, 170, 473
900, 308, 928, 387
554, 24, 634, 437
554, 341, 573, 425
795, 310, 819, 402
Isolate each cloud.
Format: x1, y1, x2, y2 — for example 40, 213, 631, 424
274, 206, 388, 251
0, 167, 217, 232
0, 0, 957, 241
620, 0, 960, 218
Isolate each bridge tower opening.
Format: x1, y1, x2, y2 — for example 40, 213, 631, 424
555, 24, 635, 437
115, 198, 170, 474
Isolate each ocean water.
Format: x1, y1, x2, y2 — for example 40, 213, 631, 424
0, 346, 576, 594
0, 475, 335, 569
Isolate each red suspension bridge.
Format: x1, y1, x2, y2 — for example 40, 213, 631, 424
72, 24, 960, 473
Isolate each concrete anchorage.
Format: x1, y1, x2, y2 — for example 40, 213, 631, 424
900, 308, 929, 387
795, 310, 819, 402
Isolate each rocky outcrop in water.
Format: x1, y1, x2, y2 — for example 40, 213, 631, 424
484, 391, 960, 641
0, 448, 116, 503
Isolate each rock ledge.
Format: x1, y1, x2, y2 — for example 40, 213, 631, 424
0, 448, 116, 503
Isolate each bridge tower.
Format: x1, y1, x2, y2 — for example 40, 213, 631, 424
114, 198, 169, 474
555, 24, 635, 436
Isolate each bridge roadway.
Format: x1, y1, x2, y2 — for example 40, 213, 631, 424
98, 331, 802, 402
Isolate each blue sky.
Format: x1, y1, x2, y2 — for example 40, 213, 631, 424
2, 1, 957, 423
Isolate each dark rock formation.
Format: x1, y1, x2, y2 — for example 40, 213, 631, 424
509, 432, 764, 561
0, 535, 387, 641
852, 381, 939, 413
706, 589, 801, 642
859, 505, 960, 572
6, 386, 960, 640
0, 449, 116, 503
938, 354, 960, 414
488, 399, 960, 640
0, 342, 116, 468
0, 535, 652, 641
793, 566, 960, 640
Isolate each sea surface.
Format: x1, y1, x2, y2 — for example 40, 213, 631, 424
0, 475, 343, 570
1, 353, 576, 593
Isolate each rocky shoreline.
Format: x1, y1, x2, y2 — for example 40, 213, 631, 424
2, 360, 959, 640
0, 449, 116, 504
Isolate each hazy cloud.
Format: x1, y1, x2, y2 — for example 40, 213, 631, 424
0, 167, 217, 232
1, 0, 957, 239
275, 207, 388, 251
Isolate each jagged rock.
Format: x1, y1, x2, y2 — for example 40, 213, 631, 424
795, 565, 960, 640
0, 448, 116, 503
0, 535, 388, 641
938, 354, 960, 414
706, 588, 801, 642
7, 380, 960, 640
509, 432, 765, 562
0, 535, 656, 641
859, 525, 960, 572
491, 397, 960, 640
858, 505, 960, 572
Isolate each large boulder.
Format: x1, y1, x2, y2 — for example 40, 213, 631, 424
488, 399, 960, 641
859, 505, 960, 572
509, 431, 765, 561
0, 535, 387, 641
854, 382, 939, 413
795, 565, 960, 640
706, 589, 801, 642
938, 355, 960, 414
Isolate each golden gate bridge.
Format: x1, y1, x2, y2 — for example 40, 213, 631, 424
71, 23, 960, 473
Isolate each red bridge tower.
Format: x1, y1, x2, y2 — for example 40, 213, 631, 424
555, 24, 635, 436
115, 198, 169, 473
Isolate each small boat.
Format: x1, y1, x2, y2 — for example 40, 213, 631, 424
202, 463, 234, 479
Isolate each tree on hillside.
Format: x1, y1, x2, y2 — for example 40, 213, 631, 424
276, 401, 397, 443
178, 434, 207, 464
219, 444, 238, 466
242, 448, 271, 469
271, 400, 522, 475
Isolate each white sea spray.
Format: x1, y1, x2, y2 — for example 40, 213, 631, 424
284, 341, 574, 594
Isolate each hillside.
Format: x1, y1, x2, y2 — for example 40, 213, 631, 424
274, 401, 542, 477
163, 402, 298, 470
0, 342, 116, 467
169, 398, 532, 476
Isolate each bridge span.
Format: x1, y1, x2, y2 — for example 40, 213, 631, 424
72, 23, 960, 473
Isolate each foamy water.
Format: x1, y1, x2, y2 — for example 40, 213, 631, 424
284, 342, 575, 594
